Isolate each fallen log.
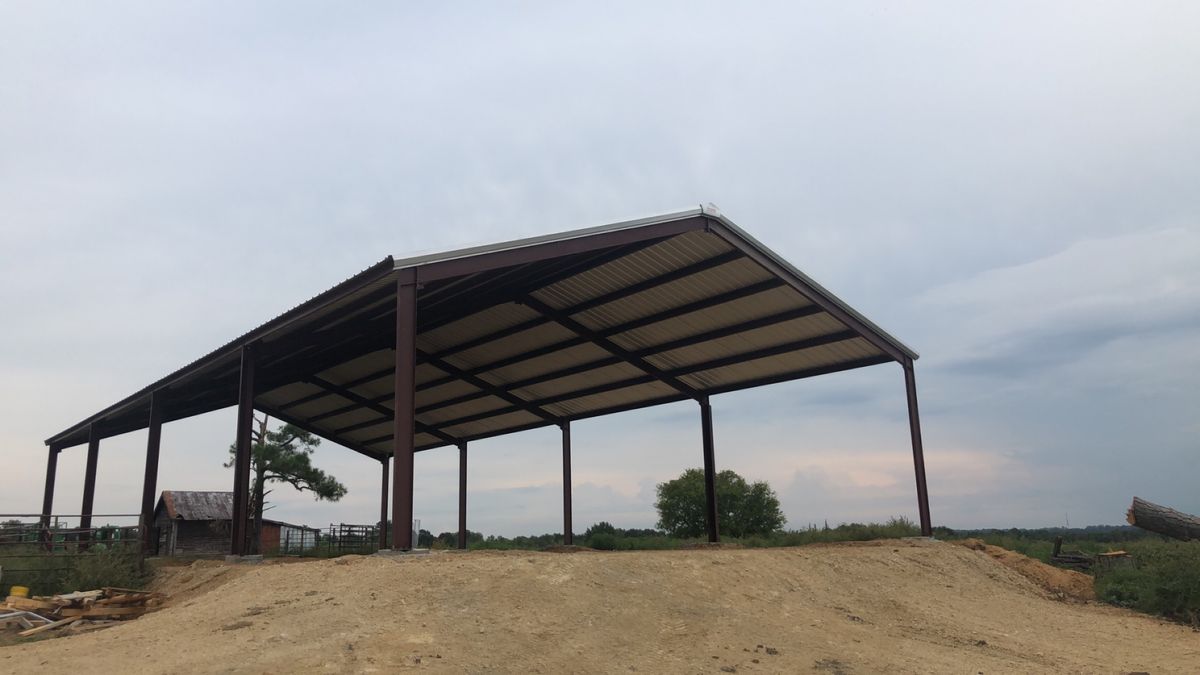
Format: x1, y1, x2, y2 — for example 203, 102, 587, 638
1127, 496, 1200, 541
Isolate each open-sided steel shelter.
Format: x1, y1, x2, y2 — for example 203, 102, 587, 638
41, 207, 932, 553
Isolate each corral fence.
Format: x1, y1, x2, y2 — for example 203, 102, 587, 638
277, 520, 422, 557
0, 513, 144, 594
276, 523, 382, 556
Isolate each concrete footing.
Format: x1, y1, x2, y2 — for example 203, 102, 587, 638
374, 548, 431, 557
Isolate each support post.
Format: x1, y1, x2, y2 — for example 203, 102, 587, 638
231, 345, 257, 556
40, 445, 59, 549
379, 457, 389, 549
392, 275, 417, 550
561, 421, 573, 545
903, 359, 933, 537
140, 391, 164, 554
79, 424, 101, 548
699, 397, 719, 543
457, 442, 468, 549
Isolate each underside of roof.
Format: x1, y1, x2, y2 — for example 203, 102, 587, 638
48, 209, 916, 460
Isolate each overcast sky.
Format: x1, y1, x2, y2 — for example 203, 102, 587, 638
2, 3, 1197, 537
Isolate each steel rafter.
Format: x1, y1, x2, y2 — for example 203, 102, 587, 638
405, 330, 867, 438
418, 350, 560, 424
520, 294, 703, 399
416, 278, 787, 393
304, 375, 460, 446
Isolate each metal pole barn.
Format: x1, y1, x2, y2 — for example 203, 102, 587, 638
79, 424, 101, 548
457, 441, 468, 549
230, 345, 256, 556
699, 397, 719, 543
379, 456, 389, 549
140, 391, 164, 554
392, 272, 417, 550
903, 359, 933, 537
561, 421, 573, 545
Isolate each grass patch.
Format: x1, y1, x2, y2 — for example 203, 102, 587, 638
2, 544, 149, 596
1094, 539, 1200, 627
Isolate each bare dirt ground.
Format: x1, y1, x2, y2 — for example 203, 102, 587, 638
3, 539, 1198, 674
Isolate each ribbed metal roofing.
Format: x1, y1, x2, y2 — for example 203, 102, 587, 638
48, 208, 916, 461
159, 490, 234, 521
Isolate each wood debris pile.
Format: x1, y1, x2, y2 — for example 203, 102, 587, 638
1, 587, 163, 638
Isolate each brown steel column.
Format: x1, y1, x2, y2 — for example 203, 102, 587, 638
231, 345, 257, 556
40, 445, 59, 548
392, 275, 417, 550
457, 442, 468, 549
140, 391, 164, 554
699, 397, 719, 543
903, 359, 933, 537
561, 421, 573, 545
79, 424, 101, 547
379, 457, 389, 549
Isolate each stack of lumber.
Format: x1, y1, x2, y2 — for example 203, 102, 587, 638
2, 587, 162, 638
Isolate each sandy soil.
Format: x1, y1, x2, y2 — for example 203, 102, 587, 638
953, 538, 1097, 602
3, 539, 1198, 674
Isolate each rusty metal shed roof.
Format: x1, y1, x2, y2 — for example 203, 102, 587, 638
47, 207, 917, 459
157, 490, 233, 520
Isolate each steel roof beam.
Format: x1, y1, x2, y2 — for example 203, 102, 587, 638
518, 295, 702, 398
304, 375, 460, 446
274, 240, 673, 416
423, 249, 743, 365
255, 402, 382, 460
416, 277, 787, 393
418, 238, 666, 333
419, 329, 864, 434
400, 355, 894, 452
266, 248, 755, 416
413, 304, 826, 416
417, 350, 561, 424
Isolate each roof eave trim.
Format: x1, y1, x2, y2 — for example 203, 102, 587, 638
392, 208, 705, 271
44, 256, 398, 448
706, 213, 919, 361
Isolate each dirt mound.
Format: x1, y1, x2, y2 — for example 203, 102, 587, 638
150, 560, 252, 605
2, 540, 1193, 673
955, 538, 1096, 602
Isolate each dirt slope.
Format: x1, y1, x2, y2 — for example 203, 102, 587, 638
4, 540, 1198, 674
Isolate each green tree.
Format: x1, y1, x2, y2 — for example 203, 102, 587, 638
654, 469, 785, 538
226, 414, 347, 554
584, 521, 617, 538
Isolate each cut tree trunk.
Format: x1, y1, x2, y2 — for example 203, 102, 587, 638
1127, 496, 1200, 541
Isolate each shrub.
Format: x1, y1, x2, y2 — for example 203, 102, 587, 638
1095, 539, 1200, 626
60, 546, 151, 592
1, 545, 66, 596
587, 533, 618, 550
584, 522, 617, 538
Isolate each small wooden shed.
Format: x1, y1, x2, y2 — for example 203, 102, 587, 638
153, 490, 318, 556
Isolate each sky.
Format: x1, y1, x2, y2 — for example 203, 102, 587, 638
2, 2, 1197, 537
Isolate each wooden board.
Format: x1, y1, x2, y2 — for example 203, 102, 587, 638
4, 596, 57, 612
58, 605, 146, 618
53, 590, 104, 603
102, 587, 159, 597
18, 616, 80, 637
